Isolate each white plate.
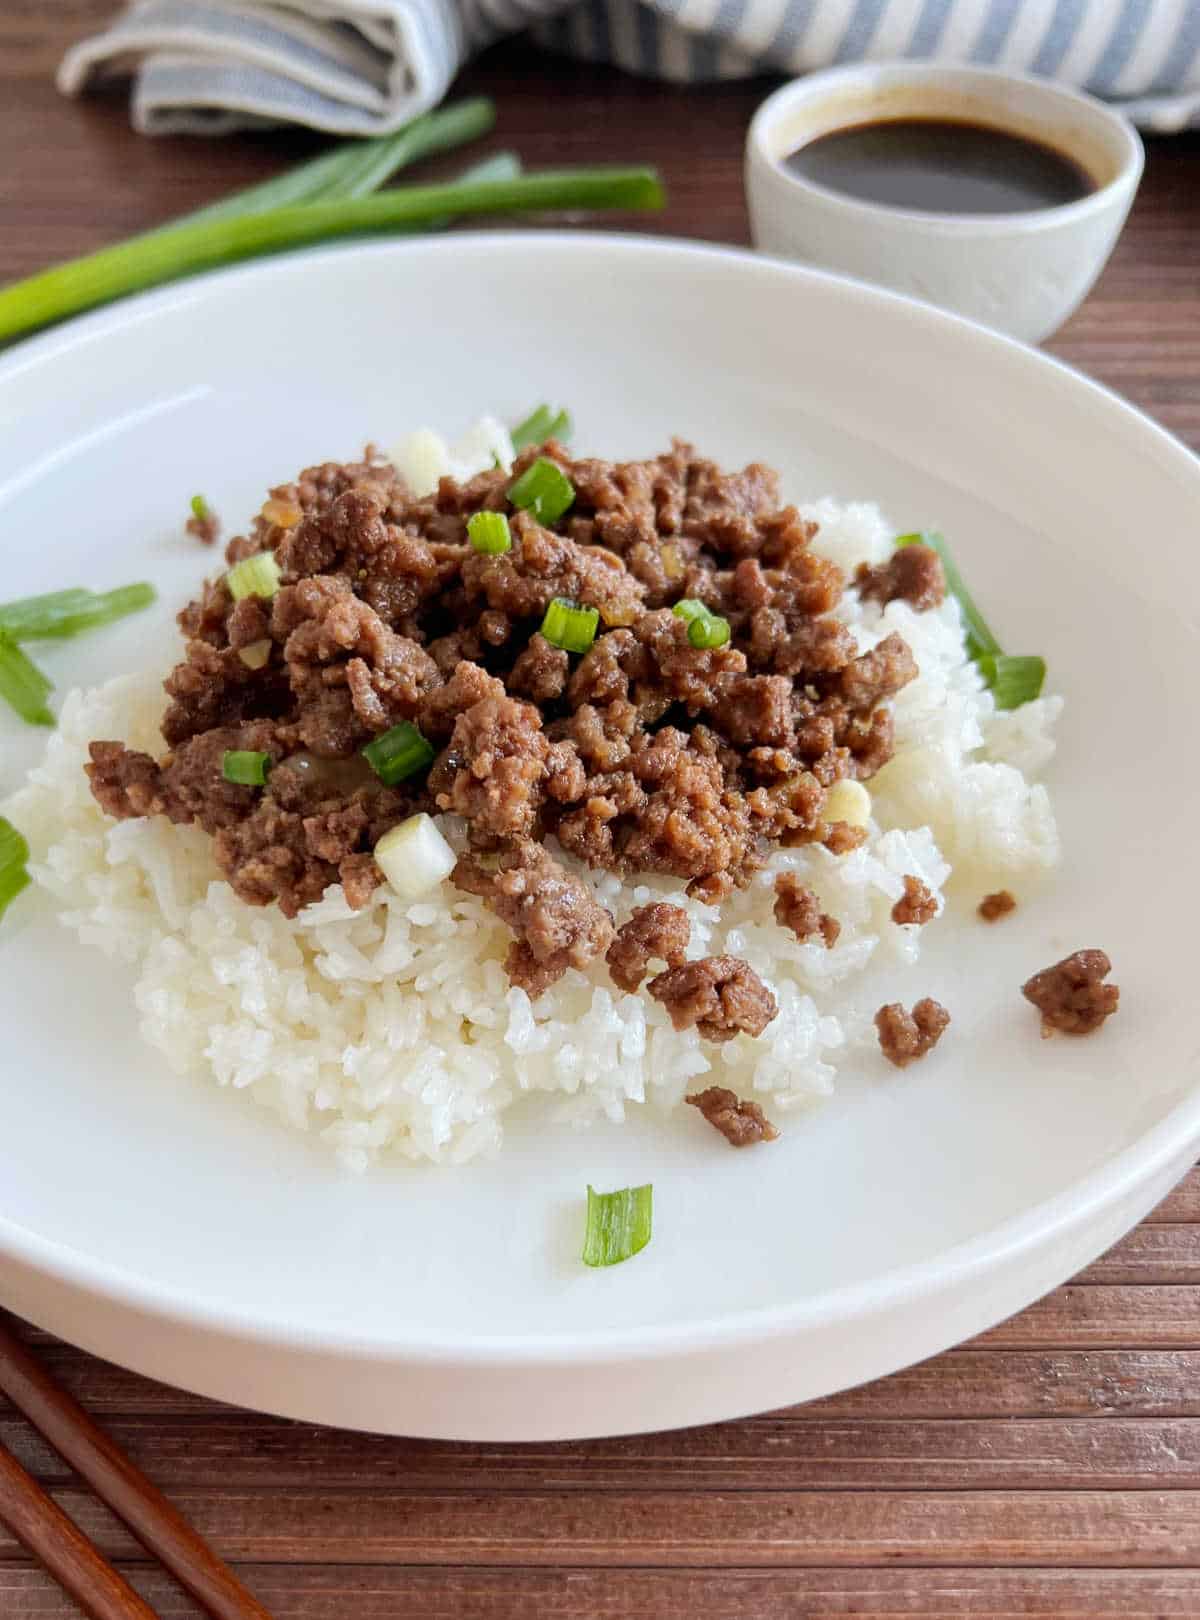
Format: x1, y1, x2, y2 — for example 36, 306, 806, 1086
1, 235, 1197, 1441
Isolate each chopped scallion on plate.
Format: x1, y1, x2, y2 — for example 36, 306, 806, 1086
467, 511, 512, 555
672, 598, 730, 649
0, 583, 156, 641
508, 457, 575, 525
975, 653, 1046, 710
226, 552, 282, 602
582, 1183, 653, 1267
540, 597, 599, 654
190, 494, 211, 522
895, 530, 1044, 705
362, 721, 435, 786
221, 750, 272, 787
0, 814, 31, 921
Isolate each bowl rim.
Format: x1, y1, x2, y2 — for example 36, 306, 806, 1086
0, 230, 1197, 1370
746, 62, 1145, 234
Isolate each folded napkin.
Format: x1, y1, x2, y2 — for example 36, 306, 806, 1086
60, 0, 1200, 136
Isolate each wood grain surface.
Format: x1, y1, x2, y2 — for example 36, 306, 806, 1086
2, 5, 1199, 1617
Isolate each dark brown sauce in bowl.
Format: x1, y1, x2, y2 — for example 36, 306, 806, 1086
783, 118, 1096, 216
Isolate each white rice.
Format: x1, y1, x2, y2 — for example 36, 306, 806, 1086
3, 446, 1062, 1170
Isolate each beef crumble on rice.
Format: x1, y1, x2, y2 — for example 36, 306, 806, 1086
85, 437, 948, 1031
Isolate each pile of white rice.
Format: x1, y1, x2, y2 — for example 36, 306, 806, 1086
3, 429, 1063, 1169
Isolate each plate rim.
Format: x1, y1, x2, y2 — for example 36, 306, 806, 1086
2, 229, 1198, 1369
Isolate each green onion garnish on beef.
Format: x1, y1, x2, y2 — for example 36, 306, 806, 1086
0, 583, 155, 641
582, 1183, 653, 1267
540, 597, 599, 654
508, 457, 575, 525
672, 598, 731, 649
895, 531, 1044, 706
226, 552, 282, 602
221, 750, 272, 787
511, 405, 573, 451
0, 816, 30, 922
362, 722, 435, 786
0, 633, 53, 726
467, 511, 512, 556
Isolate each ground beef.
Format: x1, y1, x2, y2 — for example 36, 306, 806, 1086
89, 440, 919, 1012
979, 890, 1017, 922
648, 955, 778, 1043
875, 998, 951, 1068
185, 502, 220, 546
453, 842, 614, 998
606, 902, 691, 993
686, 1086, 779, 1147
773, 874, 839, 947
823, 821, 869, 856
1022, 950, 1119, 1036
854, 543, 945, 611
892, 875, 938, 926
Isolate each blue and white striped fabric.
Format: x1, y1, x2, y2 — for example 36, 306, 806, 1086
60, 0, 1200, 135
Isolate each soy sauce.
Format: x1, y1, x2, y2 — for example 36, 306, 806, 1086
783, 118, 1095, 216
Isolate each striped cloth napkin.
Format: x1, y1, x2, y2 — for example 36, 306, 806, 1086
59, 0, 1200, 136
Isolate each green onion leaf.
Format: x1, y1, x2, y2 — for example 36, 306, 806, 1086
0, 168, 666, 345
467, 511, 512, 555
671, 598, 709, 625
139, 100, 498, 232
190, 494, 210, 522
687, 612, 731, 650
895, 531, 1000, 661
0, 864, 30, 923
508, 457, 576, 525
226, 552, 282, 602
895, 532, 1046, 706
511, 405, 573, 450
362, 721, 435, 786
540, 597, 599, 654
0, 583, 155, 641
975, 654, 1046, 710
582, 1183, 653, 1267
0, 816, 29, 874
0, 633, 53, 726
221, 750, 272, 787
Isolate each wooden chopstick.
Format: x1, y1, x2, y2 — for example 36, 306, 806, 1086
0, 1318, 273, 1620
0, 1438, 158, 1620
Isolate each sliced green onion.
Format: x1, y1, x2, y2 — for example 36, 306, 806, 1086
671, 598, 709, 625
190, 494, 210, 522
0, 865, 30, 923
0, 583, 156, 641
508, 457, 576, 525
540, 597, 599, 654
362, 721, 435, 786
895, 531, 1000, 661
226, 552, 282, 602
582, 1183, 653, 1267
0, 168, 666, 344
0, 633, 53, 726
511, 405, 573, 451
976, 654, 1047, 710
687, 612, 731, 650
221, 750, 271, 787
467, 511, 512, 555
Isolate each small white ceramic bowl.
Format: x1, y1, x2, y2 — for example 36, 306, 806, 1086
746, 63, 1143, 343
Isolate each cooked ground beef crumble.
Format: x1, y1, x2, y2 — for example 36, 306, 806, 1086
891, 874, 938, 927
1022, 950, 1119, 1036
979, 890, 1017, 922
87, 437, 947, 1029
875, 998, 951, 1068
686, 1086, 780, 1147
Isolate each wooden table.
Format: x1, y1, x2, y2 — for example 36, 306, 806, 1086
4, 7, 1200, 1616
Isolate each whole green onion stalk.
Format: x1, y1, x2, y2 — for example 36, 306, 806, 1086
0, 167, 664, 344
